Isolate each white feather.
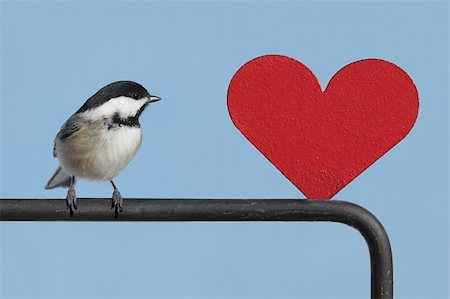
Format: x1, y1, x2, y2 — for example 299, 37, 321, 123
81, 96, 149, 120
86, 126, 142, 181
56, 125, 142, 181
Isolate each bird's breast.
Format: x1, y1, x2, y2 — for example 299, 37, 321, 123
56, 120, 142, 181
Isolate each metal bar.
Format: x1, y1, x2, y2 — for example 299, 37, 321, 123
0, 199, 393, 299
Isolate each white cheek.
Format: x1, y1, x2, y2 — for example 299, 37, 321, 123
81, 96, 148, 120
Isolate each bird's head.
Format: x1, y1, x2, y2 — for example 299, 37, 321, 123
77, 81, 161, 120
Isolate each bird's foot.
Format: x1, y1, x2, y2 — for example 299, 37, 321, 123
111, 189, 124, 218
66, 186, 77, 217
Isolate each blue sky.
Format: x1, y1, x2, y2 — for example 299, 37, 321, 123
0, 1, 448, 299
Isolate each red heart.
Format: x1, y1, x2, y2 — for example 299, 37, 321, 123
227, 55, 419, 199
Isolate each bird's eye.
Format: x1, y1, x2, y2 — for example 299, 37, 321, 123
132, 92, 140, 100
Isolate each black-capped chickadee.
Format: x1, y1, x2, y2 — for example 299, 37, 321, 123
45, 81, 161, 217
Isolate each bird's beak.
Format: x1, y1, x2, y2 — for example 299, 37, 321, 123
149, 95, 161, 103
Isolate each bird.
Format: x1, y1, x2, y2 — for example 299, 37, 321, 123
45, 81, 160, 217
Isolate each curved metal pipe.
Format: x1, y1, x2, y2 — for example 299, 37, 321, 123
0, 199, 393, 298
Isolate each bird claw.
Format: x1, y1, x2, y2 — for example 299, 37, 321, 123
111, 189, 123, 218
66, 186, 77, 217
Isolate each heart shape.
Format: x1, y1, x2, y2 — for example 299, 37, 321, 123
227, 55, 419, 199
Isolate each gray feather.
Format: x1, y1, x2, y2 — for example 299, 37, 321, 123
57, 116, 81, 141
53, 116, 82, 157
45, 167, 72, 189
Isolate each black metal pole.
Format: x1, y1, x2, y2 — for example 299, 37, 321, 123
0, 199, 393, 299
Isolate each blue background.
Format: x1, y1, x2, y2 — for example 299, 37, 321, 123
1, 1, 448, 298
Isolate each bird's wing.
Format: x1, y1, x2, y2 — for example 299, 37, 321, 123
53, 116, 82, 157
48, 117, 81, 188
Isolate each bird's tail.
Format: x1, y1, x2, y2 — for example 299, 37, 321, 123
45, 167, 72, 189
